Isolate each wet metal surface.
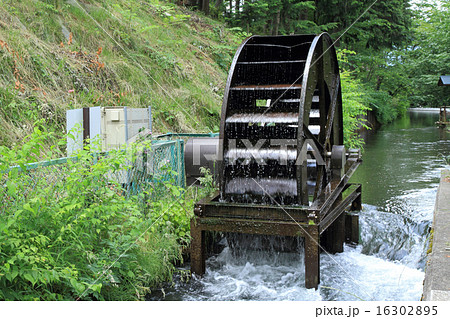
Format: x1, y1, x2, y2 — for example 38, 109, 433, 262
219, 34, 344, 206
191, 34, 357, 290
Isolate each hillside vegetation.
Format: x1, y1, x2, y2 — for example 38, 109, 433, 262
0, 0, 243, 301
2, 1, 447, 149
0, 0, 436, 301
0, 0, 243, 147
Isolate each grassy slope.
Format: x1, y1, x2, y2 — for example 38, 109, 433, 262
0, 0, 243, 147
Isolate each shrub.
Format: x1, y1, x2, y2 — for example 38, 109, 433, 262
0, 127, 190, 300
340, 70, 371, 150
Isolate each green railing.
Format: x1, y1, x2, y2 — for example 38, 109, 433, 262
150, 139, 185, 189
155, 132, 219, 140
1, 133, 221, 215
0, 139, 186, 215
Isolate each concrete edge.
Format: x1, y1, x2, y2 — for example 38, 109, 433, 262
422, 169, 450, 301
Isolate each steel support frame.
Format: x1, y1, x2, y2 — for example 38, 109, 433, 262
190, 216, 320, 289
190, 183, 362, 290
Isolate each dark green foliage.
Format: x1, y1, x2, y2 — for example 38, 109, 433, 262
315, 0, 412, 50
219, 0, 331, 35
402, 2, 450, 107
0, 128, 192, 300
209, 0, 415, 125
213, 0, 412, 44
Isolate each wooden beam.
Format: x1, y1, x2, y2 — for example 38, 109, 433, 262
190, 219, 206, 275
305, 225, 320, 289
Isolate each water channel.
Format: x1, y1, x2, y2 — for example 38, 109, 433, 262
150, 111, 449, 301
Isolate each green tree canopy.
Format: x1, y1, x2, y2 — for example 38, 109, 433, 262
404, 1, 450, 107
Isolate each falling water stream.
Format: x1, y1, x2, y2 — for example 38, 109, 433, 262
150, 111, 449, 301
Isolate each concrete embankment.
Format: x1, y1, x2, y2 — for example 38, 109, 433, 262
423, 170, 450, 301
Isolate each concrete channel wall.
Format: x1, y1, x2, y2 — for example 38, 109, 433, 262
423, 170, 450, 301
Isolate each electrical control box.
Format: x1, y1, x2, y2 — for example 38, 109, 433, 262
66, 106, 152, 155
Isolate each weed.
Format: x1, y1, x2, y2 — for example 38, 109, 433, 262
197, 166, 218, 198
0, 128, 192, 300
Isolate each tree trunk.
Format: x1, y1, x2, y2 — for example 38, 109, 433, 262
272, 10, 281, 36
183, 1, 197, 6
200, 0, 210, 15
235, 0, 240, 16
265, 19, 272, 35
376, 75, 383, 91
314, 0, 319, 25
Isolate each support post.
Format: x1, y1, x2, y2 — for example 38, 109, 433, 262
332, 213, 345, 253
321, 212, 345, 254
82, 107, 90, 143
124, 106, 129, 145
148, 105, 152, 135
345, 213, 359, 245
346, 184, 361, 245
190, 219, 206, 275
305, 225, 320, 289
320, 228, 331, 253
351, 184, 362, 211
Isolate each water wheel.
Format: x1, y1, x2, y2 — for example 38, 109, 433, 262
219, 33, 343, 206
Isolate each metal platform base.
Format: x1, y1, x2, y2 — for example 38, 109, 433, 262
190, 183, 361, 289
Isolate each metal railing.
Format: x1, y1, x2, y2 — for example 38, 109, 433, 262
155, 132, 219, 140
0, 139, 186, 215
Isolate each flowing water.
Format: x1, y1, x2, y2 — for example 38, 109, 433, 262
150, 111, 449, 301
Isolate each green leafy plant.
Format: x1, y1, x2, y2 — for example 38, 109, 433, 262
0, 128, 189, 300
338, 50, 371, 150
439, 153, 450, 166
197, 166, 218, 198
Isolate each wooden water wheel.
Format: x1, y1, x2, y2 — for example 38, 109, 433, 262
219, 33, 343, 206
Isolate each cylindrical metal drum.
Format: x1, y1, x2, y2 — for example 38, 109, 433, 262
184, 137, 219, 186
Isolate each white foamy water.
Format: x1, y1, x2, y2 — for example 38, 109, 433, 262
158, 224, 425, 301
225, 177, 297, 196
225, 148, 297, 162
152, 195, 431, 301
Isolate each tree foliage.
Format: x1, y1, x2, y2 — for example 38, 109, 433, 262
315, 0, 412, 50
0, 127, 192, 300
204, 0, 414, 123
403, 1, 450, 107
206, 0, 412, 46
217, 0, 334, 34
